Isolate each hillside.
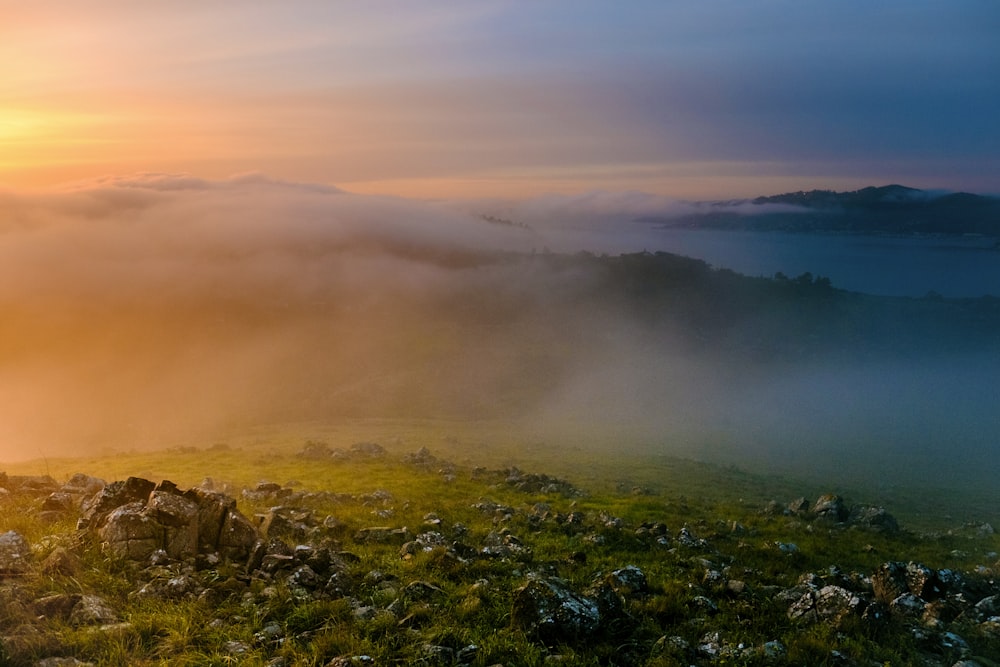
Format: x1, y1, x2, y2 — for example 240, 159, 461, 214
650, 185, 1000, 236
1, 430, 999, 666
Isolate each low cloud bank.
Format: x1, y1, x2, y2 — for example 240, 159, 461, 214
0, 175, 995, 494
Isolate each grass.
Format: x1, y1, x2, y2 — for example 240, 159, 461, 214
1, 418, 999, 666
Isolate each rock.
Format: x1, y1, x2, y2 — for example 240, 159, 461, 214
33, 594, 81, 620
0, 531, 33, 575
812, 494, 849, 522
60, 473, 106, 497
510, 576, 601, 641
677, 526, 707, 549
91, 478, 258, 562
973, 594, 1000, 619
69, 595, 117, 626
849, 505, 900, 532
889, 593, 927, 617
41, 547, 80, 576
99, 502, 163, 561
402, 447, 438, 467
79, 477, 156, 530
761, 640, 787, 660
217, 509, 259, 559
5, 474, 59, 496
787, 497, 811, 514
872, 562, 909, 604
605, 565, 647, 595
775, 541, 799, 555
481, 531, 531, 561
905, 562, 946, 601
146, 489, 200, 559
788, 585, 865, 626
872, 561, 949, 606
502, 467, 584, 497
41, 492, 76, 514
36, 659, 96, 667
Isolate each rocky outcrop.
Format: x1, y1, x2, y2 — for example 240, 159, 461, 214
81, 478, 258, 562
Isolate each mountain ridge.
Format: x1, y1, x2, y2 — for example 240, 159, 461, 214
652, 185, 1000, 236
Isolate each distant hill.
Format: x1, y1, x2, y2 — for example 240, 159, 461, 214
651, 185, 1000, 236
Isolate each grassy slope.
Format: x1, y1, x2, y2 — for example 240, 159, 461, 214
2, 419, 1000, 666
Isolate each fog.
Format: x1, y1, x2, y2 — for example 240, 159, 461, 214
1, 175, 997, 491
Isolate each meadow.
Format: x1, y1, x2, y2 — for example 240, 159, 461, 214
1, 419, 998, 666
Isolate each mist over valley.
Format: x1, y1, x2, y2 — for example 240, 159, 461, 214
2, 175, 998, 495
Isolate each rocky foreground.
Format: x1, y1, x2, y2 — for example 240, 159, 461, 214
1, 445, 999, 666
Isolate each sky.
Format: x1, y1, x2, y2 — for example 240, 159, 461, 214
2, 1, 998, 200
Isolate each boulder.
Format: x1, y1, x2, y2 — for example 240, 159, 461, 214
812, 494, 849, 522
147, 489, 200, 559
99, 502, 163, 560
788, 585, 865, 625
510, 576, 601, 641
79, 477, 156, 530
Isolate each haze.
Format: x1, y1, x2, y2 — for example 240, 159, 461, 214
1, 3, 998, 491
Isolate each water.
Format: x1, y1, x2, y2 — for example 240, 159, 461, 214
647, 228, 1000, 298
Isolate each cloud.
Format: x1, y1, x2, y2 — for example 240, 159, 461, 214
1, 174, 996, 498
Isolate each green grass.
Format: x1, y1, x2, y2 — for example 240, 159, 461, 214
1, 419, 998, 666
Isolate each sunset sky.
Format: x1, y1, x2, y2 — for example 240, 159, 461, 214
2, 1, 998, 199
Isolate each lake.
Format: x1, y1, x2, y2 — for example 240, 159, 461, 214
646, 229, 1000, 298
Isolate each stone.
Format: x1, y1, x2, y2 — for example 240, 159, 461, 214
69, 595, 118, 626
905, 562, 946, 601
786, 497, 810, 514
889, 593, 927, 617
33, 594, 82, 620
812, 494, 849, 522
849, 505, 899, 533
41, 547, 80, 576
147, 490, 200, 559
788, 585, 864, 625
872, 562, 909, 604
510, 576, 601, 641
60, 473, 106, 496
99, 503, 162, 561
79, 477, 156, 530
217, 510, 259, 560
0, 531, 33, 575
605, 565, 647, 595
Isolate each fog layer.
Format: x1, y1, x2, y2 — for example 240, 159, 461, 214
1, 175, 996, 490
